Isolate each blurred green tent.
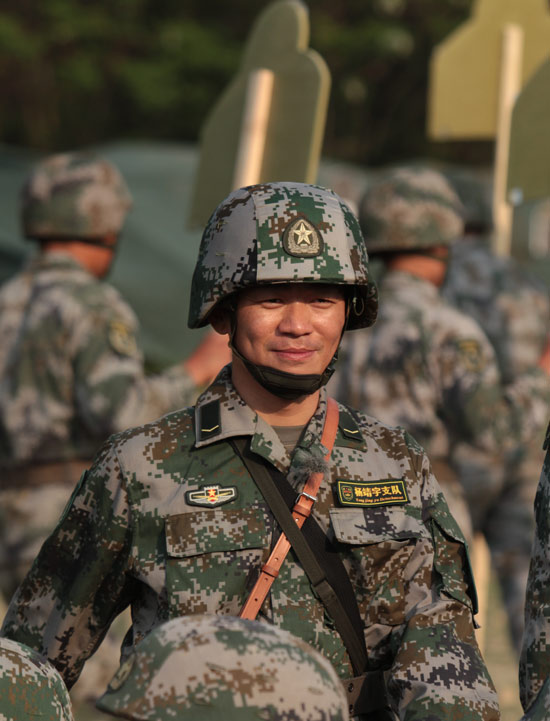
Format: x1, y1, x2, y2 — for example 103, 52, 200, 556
0, 141, 371, 369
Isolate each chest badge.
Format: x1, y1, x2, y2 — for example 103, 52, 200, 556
186, 484, 238, 508
336, 479, 409, 507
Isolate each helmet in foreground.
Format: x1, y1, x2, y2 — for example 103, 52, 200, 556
359, 166, 464, 253
97, 614, 348, 721
0, 637, 74, 721
188, 181, 378, 331
21, 152, 132, 241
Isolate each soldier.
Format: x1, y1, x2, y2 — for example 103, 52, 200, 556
520, 426, 550, 714
96, 614, 348, 720
333, 166, 549, 553
0, 151, 230, 601
0, 636, 74, 721
2, 181, 499, 720
442, 169, 550, 653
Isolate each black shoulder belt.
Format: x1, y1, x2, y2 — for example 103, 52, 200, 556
230, 437, 392, 720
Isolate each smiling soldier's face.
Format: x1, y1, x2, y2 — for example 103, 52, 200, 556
233, 284, 346, 378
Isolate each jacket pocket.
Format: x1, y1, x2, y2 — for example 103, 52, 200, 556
165, 506, 269, 616
329, 506, 431, 627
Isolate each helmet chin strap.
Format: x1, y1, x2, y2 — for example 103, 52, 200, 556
228, 321, 338, 401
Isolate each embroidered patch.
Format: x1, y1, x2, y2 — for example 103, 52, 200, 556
336, 479, 409, 507
186, 485, 238, 508
282, 217, 323, 257
198, 400, 221, 441
456, 338, 484, 373
108, 320, 138, 357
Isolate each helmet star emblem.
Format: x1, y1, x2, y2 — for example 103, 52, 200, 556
282, 217, 323, 257
292, 220, 314, 246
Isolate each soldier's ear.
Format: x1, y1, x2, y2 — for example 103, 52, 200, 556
209, 306, 231, 336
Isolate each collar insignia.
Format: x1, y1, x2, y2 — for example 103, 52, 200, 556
336, 479, 409, 507
186, 484, 238, 508
282, 217, 323, 257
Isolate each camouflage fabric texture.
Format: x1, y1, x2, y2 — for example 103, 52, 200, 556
96, 614, 348, 721
1, 368, 499, 720
334, 270, 525, 463
0, 251, 198, 612
443, 236, 550, 652
0, 636, 74, 721
188, 181, 378, 330
519, 677, 550, 721
520, 431, 550, 712
358, 166, 464, 252
21, 152, 132, 240
443, 238, 550, 384
0, 251, 198, 467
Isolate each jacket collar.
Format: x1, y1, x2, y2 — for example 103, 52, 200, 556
193, 366, 341, 473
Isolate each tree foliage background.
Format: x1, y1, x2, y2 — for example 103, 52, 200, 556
0, 0, 491, 167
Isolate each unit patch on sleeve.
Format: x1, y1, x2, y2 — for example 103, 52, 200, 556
185, 484, 238, 508
336, 479, 409, 507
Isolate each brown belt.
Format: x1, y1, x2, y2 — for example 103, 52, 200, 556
1, 459, 90, 489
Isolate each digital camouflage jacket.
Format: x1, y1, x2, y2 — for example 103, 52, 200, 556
334, 270, 531, 462
0, 252, 197, 465
520, 426, 550, 712
442, 238, 550, 651
1, 367, 499, 721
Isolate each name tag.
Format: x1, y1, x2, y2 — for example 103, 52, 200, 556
336, 479, 409, 507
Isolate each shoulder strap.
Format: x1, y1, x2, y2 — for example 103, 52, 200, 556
230, 399, 369, 676
237, 397, 339, 621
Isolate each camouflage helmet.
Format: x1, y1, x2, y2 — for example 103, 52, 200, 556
96, 614, 348, 721
443, 166, 494, 234
21, 152, 133, 241
359, 166, 464, 253
0, 637, 74, 721
188, 182, 378, 331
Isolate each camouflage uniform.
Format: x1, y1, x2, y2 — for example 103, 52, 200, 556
0, 636, 74, 721
520, 427, 550, 713
0, 156, 198, 600
96, 614, 348, 720
0, 154, 198, 710
333, 167, 521, 547
0, 251, 197, 467
443, 234, 550, 652
1, 182, 499, 721
520, 677, 550, 721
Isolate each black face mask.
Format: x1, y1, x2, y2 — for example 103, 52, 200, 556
230, 340, 337, 401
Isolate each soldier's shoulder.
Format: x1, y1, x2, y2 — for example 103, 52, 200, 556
340, 402, 421, 454
74, 276, 135, 318
105, 405, 197, 458
429, 293, 491, 343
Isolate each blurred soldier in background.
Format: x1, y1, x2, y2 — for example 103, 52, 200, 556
520, 426, 550, 715
0, 636, 74, 721
0, 151, 230, 599
333, 166, 541, 552
442, 169, 550, 653
0, 152, 230, 707
96, 614, 348, 721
